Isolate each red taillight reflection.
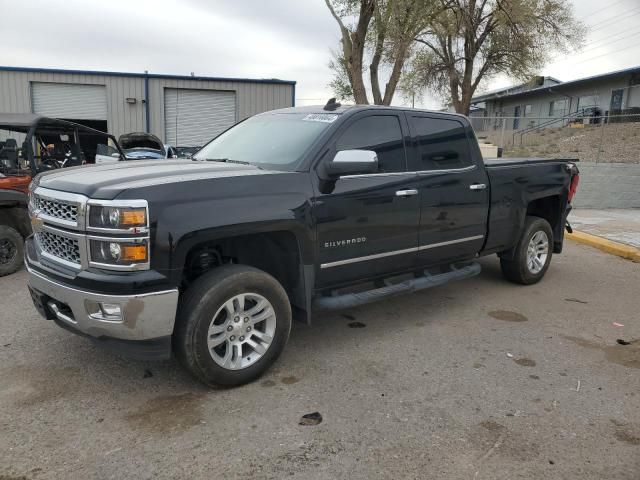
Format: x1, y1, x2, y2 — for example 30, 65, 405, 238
568, 174, 580, 203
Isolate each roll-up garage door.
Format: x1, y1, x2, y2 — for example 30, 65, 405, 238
164, 88, 236, 147
31, 82, 108, 120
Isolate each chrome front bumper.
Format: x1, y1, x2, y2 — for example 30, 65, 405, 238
27, 266, 179, 341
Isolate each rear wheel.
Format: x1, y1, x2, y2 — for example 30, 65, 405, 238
0, 225, 23, 277
500, 216, 553, 285
175, 264, 291, 387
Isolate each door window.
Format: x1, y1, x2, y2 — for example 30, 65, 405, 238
610, 89, 624, 111
336, 115, 406, 173
410, 116, 473, 170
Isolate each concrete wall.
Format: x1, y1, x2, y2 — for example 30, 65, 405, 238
572, 162, 640, 209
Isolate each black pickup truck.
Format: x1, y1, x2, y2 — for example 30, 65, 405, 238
26, 103, 580, 386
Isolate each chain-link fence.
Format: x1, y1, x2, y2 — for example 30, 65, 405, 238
471, 113, 640, 163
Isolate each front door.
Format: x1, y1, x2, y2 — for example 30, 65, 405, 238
407, 114, 489, 266
513, 106, 521, 129
313, 112, 421, 288
610, 89, 624, 112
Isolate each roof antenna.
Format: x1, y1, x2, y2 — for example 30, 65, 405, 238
324, 97, 341, 111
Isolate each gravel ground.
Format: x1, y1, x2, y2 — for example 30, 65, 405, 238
1, 242, 639, 480
481, 122, 640, 163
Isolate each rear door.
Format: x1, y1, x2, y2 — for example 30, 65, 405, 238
313, 112, 421, 288
407, 114, 489, 266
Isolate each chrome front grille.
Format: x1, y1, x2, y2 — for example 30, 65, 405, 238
37, 230, 81, 265
30, 187, 149, 272
35, 196, 79, 223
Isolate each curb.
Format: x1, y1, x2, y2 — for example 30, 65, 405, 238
566, 230, 640, 262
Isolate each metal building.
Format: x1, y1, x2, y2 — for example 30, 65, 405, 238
0, 66, 296, 147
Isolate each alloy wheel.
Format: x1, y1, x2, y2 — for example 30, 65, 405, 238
526, 230, 549, 274
206, 293, 276, 370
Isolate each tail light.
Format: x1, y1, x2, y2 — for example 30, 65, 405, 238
568, 173, 580, 203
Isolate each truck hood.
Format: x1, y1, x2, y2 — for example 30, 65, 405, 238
119, 132, 164, 152
35, 160, 280, 199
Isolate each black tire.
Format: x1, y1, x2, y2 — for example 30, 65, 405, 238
500, 216, 553, 285
0, 225, 24, 277
175, 264, 292, 387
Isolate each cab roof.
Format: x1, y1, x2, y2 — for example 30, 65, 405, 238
267, 104, 469, 121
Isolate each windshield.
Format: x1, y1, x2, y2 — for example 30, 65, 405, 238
193, 112, 339, 170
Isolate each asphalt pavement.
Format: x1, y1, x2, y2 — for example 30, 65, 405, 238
1, 241, 639, 480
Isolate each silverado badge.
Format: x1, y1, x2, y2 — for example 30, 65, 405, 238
324, 237, 367, 248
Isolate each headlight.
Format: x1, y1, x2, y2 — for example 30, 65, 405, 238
86, 200, 150, 270
88, 205, 148, 230
89, 238, 149, 269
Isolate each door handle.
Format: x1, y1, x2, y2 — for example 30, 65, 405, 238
469, 183, 487, 190
395, 189, 418, 197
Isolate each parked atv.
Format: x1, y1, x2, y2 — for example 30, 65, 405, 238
0, 173, 30, 276
0, 114, 124, 276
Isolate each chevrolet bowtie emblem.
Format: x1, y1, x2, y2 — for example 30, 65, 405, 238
30, 210, 44, 233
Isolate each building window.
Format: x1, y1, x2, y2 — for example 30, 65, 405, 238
549, 99, 569, 117
578, 95, 598, 110
524, 104, 532, 116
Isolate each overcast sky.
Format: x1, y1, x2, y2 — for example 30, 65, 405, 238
1, 0, 639, 109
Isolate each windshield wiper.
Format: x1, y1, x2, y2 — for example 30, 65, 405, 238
197, 158, 262, 169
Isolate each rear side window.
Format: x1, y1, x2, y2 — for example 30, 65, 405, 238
336, 115, 406, 173
410, 116, 472, 170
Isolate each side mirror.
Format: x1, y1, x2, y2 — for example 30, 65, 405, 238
324, 149, 378, 178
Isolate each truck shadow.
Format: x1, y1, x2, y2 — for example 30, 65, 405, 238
6, 257, 515, 407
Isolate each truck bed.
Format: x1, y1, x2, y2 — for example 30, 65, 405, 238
483, 157, 578, 168
481, 156, 577, 257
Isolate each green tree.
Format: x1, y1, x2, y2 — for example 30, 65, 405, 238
325, 0, 439, 105
410, 0, 584, 115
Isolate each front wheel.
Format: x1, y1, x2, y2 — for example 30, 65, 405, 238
500, 216, 553, 285
175, 264, 292, 387
0, 225, 24, 277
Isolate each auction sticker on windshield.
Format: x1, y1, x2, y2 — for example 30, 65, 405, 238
302, 114, 339, 123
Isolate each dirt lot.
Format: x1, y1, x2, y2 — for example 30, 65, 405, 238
481, 122, 640, 164
1, 242, 639, 480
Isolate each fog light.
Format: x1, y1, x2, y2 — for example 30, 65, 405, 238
100, 303, 122, 317
109, 242, 121, 261
85, 300, 123, 321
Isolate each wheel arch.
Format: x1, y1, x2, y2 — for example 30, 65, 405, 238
0, 202, 31, 237
498, 194, 564, 260
174, 228, 314, 324
525, 195, 564, 253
